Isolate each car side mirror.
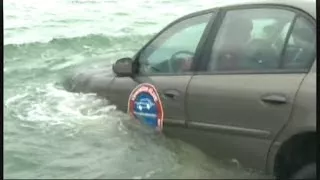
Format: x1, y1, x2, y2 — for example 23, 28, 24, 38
112, 57, 134, 77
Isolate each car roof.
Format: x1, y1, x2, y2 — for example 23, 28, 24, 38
210, 0, 316, 18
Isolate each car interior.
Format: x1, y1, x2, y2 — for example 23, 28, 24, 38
137, 15, 210, 74
281, 19, 316, 69
210, 16, 290, 71
210, 11, 315, 72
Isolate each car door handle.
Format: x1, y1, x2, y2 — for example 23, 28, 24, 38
162, 89, 180, 100
261, 94, 287, 104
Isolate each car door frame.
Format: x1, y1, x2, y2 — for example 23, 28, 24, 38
188, 3, 317, 130
108, 8, 221, 128
185, 4, 317, 131
181, 2, 316, 172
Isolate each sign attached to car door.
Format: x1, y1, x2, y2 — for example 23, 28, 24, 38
128, 83, 164, 131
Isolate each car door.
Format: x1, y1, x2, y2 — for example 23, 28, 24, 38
185, 6, 316, 169
107, 11, 216, 127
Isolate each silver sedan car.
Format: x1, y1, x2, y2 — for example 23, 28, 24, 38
63, 0, 316, 179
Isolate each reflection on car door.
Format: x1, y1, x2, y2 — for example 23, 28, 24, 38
108, 12, 215, 126
185, 7, 316, 170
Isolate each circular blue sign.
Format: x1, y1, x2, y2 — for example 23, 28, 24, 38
128, 83, 164, 130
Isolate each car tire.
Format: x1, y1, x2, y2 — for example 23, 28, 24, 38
291, 163, 316, 179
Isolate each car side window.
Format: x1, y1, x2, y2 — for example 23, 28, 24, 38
207, 8, 296, 72
282, 16, 316, 70
138, 13, 213, 75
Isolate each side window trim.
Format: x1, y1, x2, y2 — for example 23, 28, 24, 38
197, 4, 316, 75
196, 9, 226, 72
191, 9, 220, 72
132, 9, 218, 76
279, 15, 298, 68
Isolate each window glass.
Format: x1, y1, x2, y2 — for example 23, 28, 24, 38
138, 13, 212, 74
208, 8, 295, 71
282, 16, 316, 69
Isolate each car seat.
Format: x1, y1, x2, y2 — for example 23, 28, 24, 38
215, 17, 253, 71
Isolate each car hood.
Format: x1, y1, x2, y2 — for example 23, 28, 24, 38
62, 67, 115, 96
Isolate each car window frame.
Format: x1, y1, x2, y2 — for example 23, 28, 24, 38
131, 9, 219, 77
195, 4, 316, 75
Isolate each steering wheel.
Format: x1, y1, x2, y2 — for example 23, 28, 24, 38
168, 50, 195, 72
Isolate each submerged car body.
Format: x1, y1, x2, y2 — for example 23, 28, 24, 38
63, 0, 316, 179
